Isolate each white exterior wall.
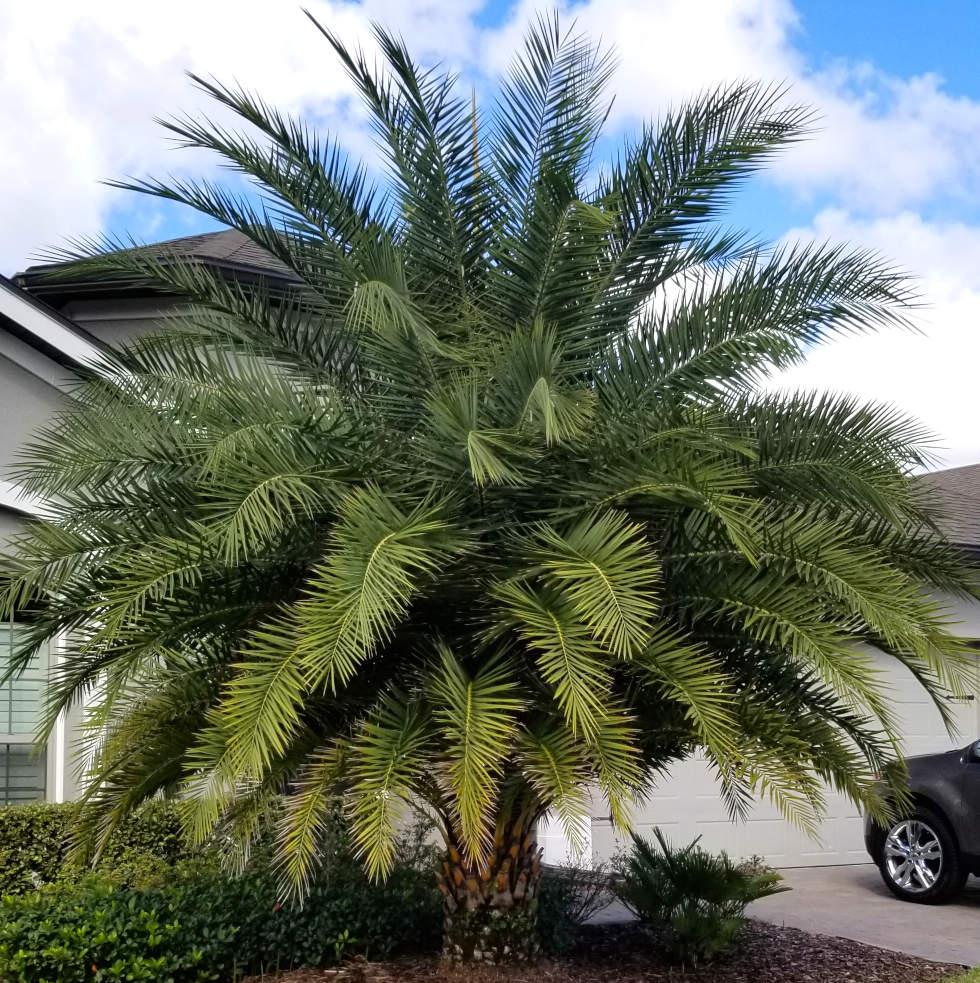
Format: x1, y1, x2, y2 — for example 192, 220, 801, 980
61, 297, 179, 347
0, 356, 66, 484
0, 329, 80, 806
0, 290, 171, 807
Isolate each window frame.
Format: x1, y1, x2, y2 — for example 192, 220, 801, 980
0, 615, 50, 804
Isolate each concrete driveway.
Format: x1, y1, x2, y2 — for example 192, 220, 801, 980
749, 865, 980, 966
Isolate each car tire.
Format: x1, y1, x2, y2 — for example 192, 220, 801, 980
877, 807, 966, 904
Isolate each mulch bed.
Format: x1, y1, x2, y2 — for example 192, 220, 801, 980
242, 920, 965, 982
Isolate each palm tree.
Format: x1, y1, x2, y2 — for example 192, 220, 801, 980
2, 13, 976, 963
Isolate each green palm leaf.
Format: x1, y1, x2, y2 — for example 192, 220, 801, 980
347, 692, 431, 880
527, 511, 659, 657
428, 647, 525, 862
277, 742, 346, 898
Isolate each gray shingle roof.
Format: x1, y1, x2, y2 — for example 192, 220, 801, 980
17, 229, 297, 295
917, 463, 980, 549
142, 229, 296, 280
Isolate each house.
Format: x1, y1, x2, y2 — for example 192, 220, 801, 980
0, 275, 101, 804
0, 230, 291, 805
1, 231, 978, 870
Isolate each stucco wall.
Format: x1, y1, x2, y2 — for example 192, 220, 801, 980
61, 297, 180, 347
0, 355, 65, 483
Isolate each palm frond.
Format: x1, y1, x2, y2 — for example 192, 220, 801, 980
527, 510, 659, 658
347, 692, 430, 880
517, 724, 591, 851
428, 647, 525, 861
277, 741, 346, 899
492, 580, 610, 738
296, 487, 467, 693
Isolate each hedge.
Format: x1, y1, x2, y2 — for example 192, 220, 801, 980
0, 854, 443, 982
0, 802, 602, 980
0, 806, 443, 982
0, 801, 190, 895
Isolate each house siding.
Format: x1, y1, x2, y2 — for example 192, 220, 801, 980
0, 316, 76, 807
61, 297, 180, 347
0, 356, 65, 485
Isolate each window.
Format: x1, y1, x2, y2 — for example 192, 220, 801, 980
0, 620, 47, 805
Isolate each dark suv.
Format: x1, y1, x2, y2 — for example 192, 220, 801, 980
865, 740, 980, 903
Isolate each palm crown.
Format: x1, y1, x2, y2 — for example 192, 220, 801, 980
2, 12, 976, 951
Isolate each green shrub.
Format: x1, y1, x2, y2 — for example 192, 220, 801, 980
0, 801, 193, 895
0, 872, 230, 982
0, 825, 441, 982
0, 803, 75, 895
614, 829, 787, 965
537, 860, 613, 955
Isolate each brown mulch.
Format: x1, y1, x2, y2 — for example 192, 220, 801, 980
242, 921, 966, 983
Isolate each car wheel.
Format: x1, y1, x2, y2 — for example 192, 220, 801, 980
878, 807, 966, 904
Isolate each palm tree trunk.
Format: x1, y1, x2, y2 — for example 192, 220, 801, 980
439, 818, 543, 963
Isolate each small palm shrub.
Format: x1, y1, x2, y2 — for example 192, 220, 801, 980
614, 829, 787, 965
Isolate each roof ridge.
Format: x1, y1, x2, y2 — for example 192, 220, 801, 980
921, 462, 980, 478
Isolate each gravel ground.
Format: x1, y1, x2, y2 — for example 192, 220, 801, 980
242, 920, 967, 983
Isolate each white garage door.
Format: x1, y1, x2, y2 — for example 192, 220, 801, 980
584, 644, 980, 869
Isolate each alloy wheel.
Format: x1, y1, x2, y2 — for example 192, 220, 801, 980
884, 819, 943, 893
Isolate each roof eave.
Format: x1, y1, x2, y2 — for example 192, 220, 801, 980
0, 480, 43, 519
0, 274, 104, 369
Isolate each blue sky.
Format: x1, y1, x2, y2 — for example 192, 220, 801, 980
109, 0, 980, 245
801, 1, 980, 93
1, 0, 979, 465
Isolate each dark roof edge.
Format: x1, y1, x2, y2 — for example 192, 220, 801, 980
15, 231, 298, 303
955, 544, 980, 566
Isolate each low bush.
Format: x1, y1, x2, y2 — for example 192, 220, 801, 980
0, 803, 73, 895
0, 814, 442, 982
0, 801, 192, 894
537, 860, 614, 955
0, 870, 229, 983
614, 829, 787, 965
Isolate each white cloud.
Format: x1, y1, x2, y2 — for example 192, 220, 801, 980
776, 68, 980, 212
482, 0, 799, 108
775, 209, 980, 469
483, 0, 980, 218
0, 0, 482, 273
